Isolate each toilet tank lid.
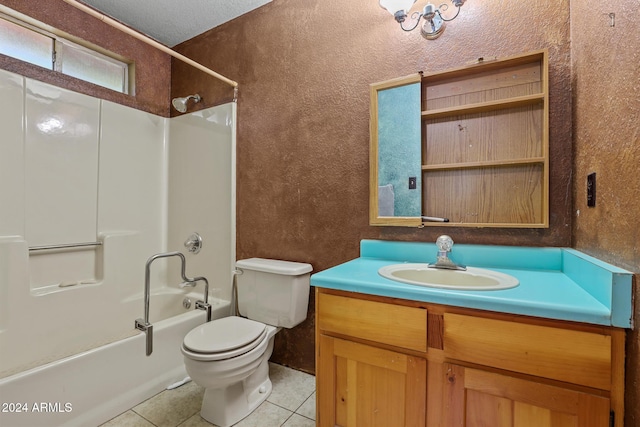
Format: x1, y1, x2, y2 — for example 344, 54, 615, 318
236, 258, 312, 275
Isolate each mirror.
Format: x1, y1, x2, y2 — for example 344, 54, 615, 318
369, 74, 422, 226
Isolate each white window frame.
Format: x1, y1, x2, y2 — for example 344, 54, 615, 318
0, 11, 131, 94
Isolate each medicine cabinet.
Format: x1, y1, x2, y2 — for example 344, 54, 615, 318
370, 50, 549, 228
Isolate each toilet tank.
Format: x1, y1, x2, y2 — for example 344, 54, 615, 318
235, 258, 312, 328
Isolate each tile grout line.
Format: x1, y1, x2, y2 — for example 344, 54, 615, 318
267, 393, 316, 425
277, 411, 315, 427
279, 411, 295, 427
294, 392, 315, 419
131, 407, 160, 427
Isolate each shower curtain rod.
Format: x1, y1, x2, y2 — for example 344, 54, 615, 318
61, 0, 238, 89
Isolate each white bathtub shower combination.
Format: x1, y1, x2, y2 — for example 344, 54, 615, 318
0, 293, 230, 427
0, 69, 236, 426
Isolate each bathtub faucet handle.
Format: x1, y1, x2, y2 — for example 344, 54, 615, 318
184, 233, 203, 254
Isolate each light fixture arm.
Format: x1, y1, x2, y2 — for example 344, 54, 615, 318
437, 3, 462, 22
399, 11, 425, 32
382, 0, 467, 39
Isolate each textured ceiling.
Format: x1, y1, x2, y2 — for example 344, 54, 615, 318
80, 0, 271, 47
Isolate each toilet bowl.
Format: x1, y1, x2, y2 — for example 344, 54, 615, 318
181, 258, 312, 427
182, 316, 279, 426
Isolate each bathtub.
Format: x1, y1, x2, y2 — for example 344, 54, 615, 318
0, 291, 230, 427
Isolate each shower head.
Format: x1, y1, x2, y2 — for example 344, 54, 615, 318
171, 94, 202, 113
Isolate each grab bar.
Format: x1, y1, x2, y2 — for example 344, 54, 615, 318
135, 251, 211, 356
29, 241, 103, 252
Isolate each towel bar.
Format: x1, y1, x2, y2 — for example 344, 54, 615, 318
28, 241, 103, 252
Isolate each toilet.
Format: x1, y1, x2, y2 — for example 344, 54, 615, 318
181, 258, 312, 427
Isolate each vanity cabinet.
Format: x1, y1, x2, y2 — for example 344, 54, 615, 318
318, 336, 427, 426
429, 363, 611, 427
316, 292, 428, 426
316, 288, 625, 427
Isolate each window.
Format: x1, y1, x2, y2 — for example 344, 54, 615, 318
0, 13, 131, 94
57, 39, 129, 93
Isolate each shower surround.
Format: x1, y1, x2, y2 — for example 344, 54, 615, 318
0, 68, 235, 425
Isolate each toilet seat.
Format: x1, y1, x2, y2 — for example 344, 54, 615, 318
182, 316, 267, 361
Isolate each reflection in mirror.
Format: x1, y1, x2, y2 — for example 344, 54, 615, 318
370, 74, 422, 226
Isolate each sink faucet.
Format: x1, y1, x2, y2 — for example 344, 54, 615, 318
428, 235, 466, 271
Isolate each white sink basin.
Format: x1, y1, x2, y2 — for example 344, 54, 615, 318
378, 264, 519, 290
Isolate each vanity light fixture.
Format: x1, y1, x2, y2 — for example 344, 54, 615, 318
379, 0, 467, 39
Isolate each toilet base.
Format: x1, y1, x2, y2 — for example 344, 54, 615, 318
200, 374, 272, 427
197, 337, 275, 427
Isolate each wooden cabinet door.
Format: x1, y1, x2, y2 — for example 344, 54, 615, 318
317, 334, 427, 427
429, 363, 610, 427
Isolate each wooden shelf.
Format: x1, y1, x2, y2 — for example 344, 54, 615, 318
422, 157, 545, 171
421, 51, 547, 84
421, 93, 544, 120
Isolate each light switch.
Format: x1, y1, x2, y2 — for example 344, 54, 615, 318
409, 177, 417, 190
587, 172, 596, 207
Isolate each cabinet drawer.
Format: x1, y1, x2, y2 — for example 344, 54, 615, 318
443, 313, 612, 390
318, 293, 427, 352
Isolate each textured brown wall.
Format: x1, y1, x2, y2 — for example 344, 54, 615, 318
0, 0, 171, 116
571, 1, 640, 424
3, 0, 636, 421
173, 0, 574, 376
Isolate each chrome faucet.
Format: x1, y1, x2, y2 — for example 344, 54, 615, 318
184, 232, 203, 254
428, 235, 466, 271
135, 251, 211, 356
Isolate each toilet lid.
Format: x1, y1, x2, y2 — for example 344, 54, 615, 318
183, 316, 266, 354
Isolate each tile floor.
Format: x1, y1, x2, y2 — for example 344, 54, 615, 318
100, 363, 316, 427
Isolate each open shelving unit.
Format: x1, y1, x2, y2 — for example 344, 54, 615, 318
421, 50, 549, 227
